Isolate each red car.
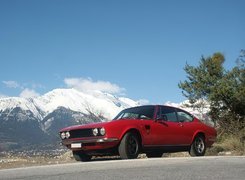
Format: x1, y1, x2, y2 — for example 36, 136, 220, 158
60, 105, 216, 161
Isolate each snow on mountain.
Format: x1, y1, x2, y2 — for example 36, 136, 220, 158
0, 88, 212, 122
118, 97, 139, 107
0, 88, 141, 150
165, 100, 210, 118
0, 88, 139, 120
0, 97, 43, 120
0, 89, 214, 150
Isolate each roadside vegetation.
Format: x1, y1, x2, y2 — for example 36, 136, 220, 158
179, 50, 245, 155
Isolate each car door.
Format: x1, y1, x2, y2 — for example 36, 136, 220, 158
151, 106, 183, 146
175, 109, 197, 145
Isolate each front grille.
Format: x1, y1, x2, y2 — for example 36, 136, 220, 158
69, 129, 93, 138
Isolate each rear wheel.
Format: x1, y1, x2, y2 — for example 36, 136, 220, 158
118, 132, 140, 159
189, 135, 206, 156
72, 151, 92, 162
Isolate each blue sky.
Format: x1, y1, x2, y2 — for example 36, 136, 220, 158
0, 0, 244, 103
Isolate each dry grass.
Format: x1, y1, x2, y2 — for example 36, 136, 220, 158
0, 151, 75, 170
207, 132, 245, 156
218, 135, 245, 155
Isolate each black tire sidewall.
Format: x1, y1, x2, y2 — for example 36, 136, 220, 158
72, 151, 92, 161
189, 136, 206, 156
119, 132, 140, 159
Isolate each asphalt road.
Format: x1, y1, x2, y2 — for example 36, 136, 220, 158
0, 156, 244, 180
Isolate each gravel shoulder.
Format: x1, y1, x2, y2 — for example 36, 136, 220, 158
0, 149, 243, 170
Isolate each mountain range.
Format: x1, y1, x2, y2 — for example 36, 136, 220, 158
0, 88, 212, 151
0, 88, 139, 151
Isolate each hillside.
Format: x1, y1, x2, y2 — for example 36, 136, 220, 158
0, 88, 214, 151
0, 88, 139, 151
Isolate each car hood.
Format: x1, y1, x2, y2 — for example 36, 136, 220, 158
60, 121, 112, 132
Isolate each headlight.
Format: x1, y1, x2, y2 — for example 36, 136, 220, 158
65, 131, 70, 138
60, 132, 66, 139
99, 127, 106, 136
92, 128, 98, 136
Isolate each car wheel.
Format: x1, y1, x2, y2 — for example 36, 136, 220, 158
72, 151, 92, 162
119, 132, 140, 159
189, 135, 206, 156
146, 151, 163, 158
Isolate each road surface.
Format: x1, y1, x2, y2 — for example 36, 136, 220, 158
0, 156, 244, 180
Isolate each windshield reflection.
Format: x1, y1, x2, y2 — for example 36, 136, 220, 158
113, 106, 155, 120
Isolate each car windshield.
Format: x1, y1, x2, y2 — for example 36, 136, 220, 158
113, 106, 155, 120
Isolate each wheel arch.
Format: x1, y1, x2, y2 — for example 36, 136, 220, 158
119, 128, 142, 147
192, 131, 206, 143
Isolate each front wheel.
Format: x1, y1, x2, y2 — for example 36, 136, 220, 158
72, 151, 92, 162
118, 132, 140, 159
189, 136, 206, 156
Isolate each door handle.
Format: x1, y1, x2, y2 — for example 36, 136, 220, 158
145, 125, 151, 134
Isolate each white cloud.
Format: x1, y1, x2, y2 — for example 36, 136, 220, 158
2, 81, 20, 88
64, 77, 125, 94
19, 88, 40, 98
0, 93, 8, 98
31, 83, 45, 89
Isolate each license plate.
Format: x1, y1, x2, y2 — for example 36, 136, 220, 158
71, 143, 82, 148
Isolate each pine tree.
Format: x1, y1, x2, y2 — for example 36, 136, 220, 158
179, 51, 245, 134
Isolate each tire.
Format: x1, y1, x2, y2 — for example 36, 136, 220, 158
118, 132, 140, 159
189, 135, 206, 156
72, 151, 92, 162
146, 151, 163, 158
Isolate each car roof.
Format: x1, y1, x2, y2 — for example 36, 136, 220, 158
124, 105, 192, 114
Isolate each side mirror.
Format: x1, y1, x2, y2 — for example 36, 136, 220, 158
155, 115, 168, 125
179, 119, 185, 123
156, 115, 167, 121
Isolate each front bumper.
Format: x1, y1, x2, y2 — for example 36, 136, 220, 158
61, 137, 120, 151
61, 137, 119, 145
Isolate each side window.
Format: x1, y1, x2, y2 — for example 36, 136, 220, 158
177, 110, 193, 122
160, 106, 178, 122
123, 112, 138, 119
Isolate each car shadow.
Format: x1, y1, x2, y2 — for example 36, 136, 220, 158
90, 156, 121, 162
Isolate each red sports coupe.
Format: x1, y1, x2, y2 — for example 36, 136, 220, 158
60, 105, 217, 161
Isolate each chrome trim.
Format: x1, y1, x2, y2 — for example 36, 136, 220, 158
144, 144, 189, 147
62, 137, 119, 145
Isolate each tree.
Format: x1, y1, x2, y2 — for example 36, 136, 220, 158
179, 51, 245, 134
82, 101, 107, 123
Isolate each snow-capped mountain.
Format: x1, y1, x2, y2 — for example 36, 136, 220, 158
0, 88, 212, 151
0, 88, 139, 120
0, 88, 139, 150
